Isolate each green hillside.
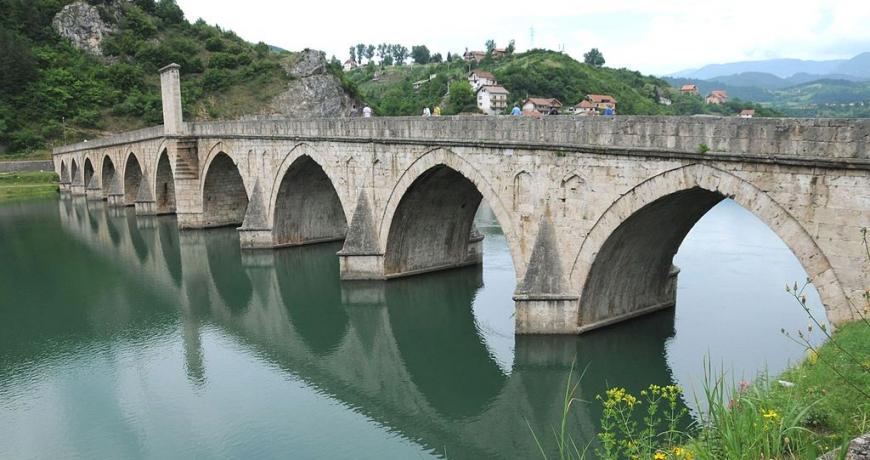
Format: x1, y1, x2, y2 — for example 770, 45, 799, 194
0, 0, 292, 156
347, 49, 776, 117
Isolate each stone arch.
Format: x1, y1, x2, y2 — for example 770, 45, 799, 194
201, 151, 249, 228
571, 163, 851, 329
101, 155, 116, 199
123, 152, 143, 206
70, 158, 79, 185
380, 148, 523, 280
83, 157, 95, 188
268, 145, 347, 246
154, 148, 176, 214
60, 160, 69, 184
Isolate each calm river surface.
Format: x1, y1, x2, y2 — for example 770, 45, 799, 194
0, 197, 826, 459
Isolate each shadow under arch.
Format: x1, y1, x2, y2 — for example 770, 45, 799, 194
154, 148, 176, 215
205, 228, 252, 313
386, 265, 508, 419
83, 157, 95, 188
70, 158, 79, 185
571, 163, 850, 329
202, 152, 248, 228
60, 160, 68, 184
123, 152, 143, 206
101, 155, 116, 199
379, 148, 523, 280
274, 242, 349, 356
271, 154, 347, 246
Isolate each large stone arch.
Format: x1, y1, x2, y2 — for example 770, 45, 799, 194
153, 148, 176, 215
379, 148, 523, 280
201, 151, 249, 228
123, 152, 143, 206
101, 154, 116, 199
570, 163, 851, 330
268, 144, 347, 246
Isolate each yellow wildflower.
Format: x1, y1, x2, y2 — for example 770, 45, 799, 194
654, 452, 667, 460
806, 349, 818, 365
762, 409, 780, 421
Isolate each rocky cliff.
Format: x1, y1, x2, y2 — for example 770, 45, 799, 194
51, 1, 116, 56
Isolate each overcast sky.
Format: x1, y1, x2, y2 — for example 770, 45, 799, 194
175, 0, 870, 76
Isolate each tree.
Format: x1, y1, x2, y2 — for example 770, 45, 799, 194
506, 39, 516, 55
348, 46, 356, 64
430, 53, 442, 63
446, 52, 453, 62
411, 45, 430, 65
356, 43, 366, 64
446, 81, 477, 114
583, 48, 605, 67
0, 28, 36, 94
365, 44, 375, 63
485, 39, 496, 54
392, 44, 409, 65
382, 54, 394, 66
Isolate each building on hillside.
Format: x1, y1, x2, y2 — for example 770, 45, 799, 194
522, 109, 543, 118
522, 97, 562, 114
706, 90, 728, 104
680, 84, 699, 96
571, 99, 597, 115
740, 109, 755, 118
343, 59, 358, 71
585, 94, 617, 111
468, 70, 497, 91
463, 48, 508, 62
477, 85, 510, 115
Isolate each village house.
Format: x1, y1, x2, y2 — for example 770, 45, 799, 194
477, 85, 510, 115
468, 70, 497, 91
522, 97, 562, 114
463, 48, 507, 62
680, 84, 700, 96
342, 59, 358, 71
571, 99, 597, 115
585, 94, 617, 111
740, 109, 755, 118
706, 90, 728, 105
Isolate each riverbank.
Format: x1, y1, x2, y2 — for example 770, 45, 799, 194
0, 171, 59, 201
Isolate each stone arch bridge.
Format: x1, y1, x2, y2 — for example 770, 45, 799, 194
53, 66, 870, 334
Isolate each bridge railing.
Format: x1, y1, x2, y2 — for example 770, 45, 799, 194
52, 125, 165, 155
53, 116, 869, 163
188, 116, 869, 161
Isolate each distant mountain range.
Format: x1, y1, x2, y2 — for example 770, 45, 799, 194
671, 52, 870, 80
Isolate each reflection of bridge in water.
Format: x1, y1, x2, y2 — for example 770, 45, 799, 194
58, 197, 683, 458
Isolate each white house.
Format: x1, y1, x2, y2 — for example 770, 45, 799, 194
468, 70, 497, 91
477, 85, 510, 115
740, 109, 755, 118
343, 59, 358, 71
522, 97, 562, 114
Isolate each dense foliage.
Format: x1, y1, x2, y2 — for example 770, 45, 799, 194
0, 0, 289, 155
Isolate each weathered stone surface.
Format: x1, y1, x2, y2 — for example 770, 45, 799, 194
819, 433, 870, 459
52, 2, 114, 56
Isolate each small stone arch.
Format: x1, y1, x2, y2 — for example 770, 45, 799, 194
60, 160, 69, 184
201, 151, 249, 228
379, 148, 524, 280
570, 163, 851, 328
153, 148, 176, 214
560, 172, 586, 217
123, 152, 143, 206
268, 144, 348, 246
101, 154, 116, 199
70, 158, 80, 186
83, 157, 95, 188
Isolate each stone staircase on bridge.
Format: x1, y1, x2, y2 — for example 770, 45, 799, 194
173, 138, 199, 180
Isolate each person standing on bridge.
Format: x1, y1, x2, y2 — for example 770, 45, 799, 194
363, 105, 372, 117
433, 106, 442, 116
422, 107, 431, 117
511, 104, 521, 116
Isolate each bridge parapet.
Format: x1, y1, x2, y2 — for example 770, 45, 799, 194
52, 125, 166, 155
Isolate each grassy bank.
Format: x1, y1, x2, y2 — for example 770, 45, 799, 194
0, 171, 59, 201
536, 319, 870, 459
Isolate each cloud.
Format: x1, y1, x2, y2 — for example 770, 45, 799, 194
175, 0, 870, 75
